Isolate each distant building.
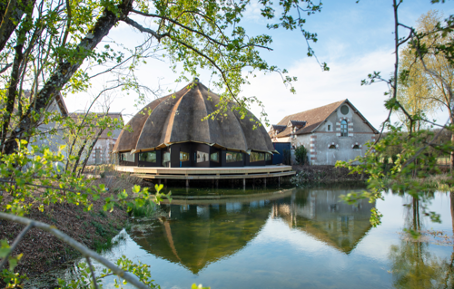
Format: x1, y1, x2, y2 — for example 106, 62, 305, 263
270, 99, 378, 165
70, 113, 123, 165
29, 92, 68, 155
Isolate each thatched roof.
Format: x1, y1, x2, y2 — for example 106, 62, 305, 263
272, 99, 378, 138
113, 81, 275, 153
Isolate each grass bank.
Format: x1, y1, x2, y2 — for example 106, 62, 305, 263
0, 168, 164, 286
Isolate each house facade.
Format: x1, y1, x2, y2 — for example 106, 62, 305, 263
29, 92, 69, 155
270, 99, 378, 165
70, 113, 123, 165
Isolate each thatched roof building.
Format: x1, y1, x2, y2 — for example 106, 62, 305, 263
113, 80, 275, 167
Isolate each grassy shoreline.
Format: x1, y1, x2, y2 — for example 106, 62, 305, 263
0, 169, 144, 287
290, 165, 366, 185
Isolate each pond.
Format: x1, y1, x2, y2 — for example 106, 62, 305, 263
99, 186, 454, 289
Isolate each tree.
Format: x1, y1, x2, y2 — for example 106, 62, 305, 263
0, 0, 326, 285
339, 0, 454, 227
0, 0, 326, 156
398, 10, 454, 163
294, 145, 307, 165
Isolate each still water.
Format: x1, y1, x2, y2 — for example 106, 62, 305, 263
101, 187, 454, 289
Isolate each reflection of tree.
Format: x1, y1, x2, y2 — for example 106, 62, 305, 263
388, 193, 454, 288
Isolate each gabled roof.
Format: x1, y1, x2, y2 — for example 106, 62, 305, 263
271, 125, 286, 133
273, 99, 378, 138
70, 112, 124, 139
288, 120, 306, 128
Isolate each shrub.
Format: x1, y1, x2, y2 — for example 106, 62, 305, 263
295, 145, 308, 165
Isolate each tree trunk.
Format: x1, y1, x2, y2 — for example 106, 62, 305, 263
451, 132, 454, 172
2, 0, 132, 155
77, 128, 104, 178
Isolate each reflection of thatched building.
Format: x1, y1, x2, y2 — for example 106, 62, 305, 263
113, 80, 275, 168
132, 200, 274, 274
273, 189, 374, 254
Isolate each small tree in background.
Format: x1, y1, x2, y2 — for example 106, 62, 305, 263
295, 145, 308, 165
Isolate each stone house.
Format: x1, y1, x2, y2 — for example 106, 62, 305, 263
269, 99, 378, 165
29, 92, 69, 155
70, 113, 123, 165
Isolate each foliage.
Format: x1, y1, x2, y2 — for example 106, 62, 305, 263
130, 199, 157, 218
342, 1, 454, 226
397, 10, 453, 133
56, 255, 161, 288
0, 0, 327, 156
337, 125, 448, 226
294, 145, 308, 165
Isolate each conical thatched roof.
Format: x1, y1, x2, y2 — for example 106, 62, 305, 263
113, 81, 275, 153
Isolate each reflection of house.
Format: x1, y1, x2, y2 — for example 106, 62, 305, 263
269, 99, 378, 165
131, 199, 274, 274
70, 113, 123, 165
113, 80, 275, 168
273, 189, 375, 254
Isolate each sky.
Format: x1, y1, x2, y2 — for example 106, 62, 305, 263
64, 0, 454, 130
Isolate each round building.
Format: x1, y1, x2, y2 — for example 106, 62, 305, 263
113, 80, 276, 168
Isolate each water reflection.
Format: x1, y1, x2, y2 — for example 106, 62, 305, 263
387, 193, 454, 288
130, 188, 376, 274
94, 187, 454, 289
272, 189, 375, 254
132, 190, 287, 274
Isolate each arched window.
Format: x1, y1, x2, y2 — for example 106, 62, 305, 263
341, 120, 348, 137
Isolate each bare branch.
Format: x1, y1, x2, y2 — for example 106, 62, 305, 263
401, 119, 450, 170
86, 256, 100, 289
122, 17, 161, 40
0, 222, 34, 271
0, 212, 151, 289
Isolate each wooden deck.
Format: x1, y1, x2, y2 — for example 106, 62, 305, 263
115, 165, 295, 187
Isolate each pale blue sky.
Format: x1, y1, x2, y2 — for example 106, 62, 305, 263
65, 0, 454, 130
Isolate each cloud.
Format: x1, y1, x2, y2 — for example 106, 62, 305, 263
242, 48, 396, 130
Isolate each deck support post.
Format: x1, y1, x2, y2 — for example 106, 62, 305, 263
264, 178, 266, 188
216, 179, 219, 189
243, 178, 246, 190
158, 179, 161, 185
278, 176, 281, 187
186, 179, 189, 188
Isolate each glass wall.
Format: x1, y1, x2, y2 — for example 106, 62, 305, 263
226, 151, 243, 163
120, 152, 135, 162
180, 151, 190, 162
197, 151, 209, 163
265, 154, 272, 161
250, 152, 264, 162
139, 151, 156, 162
162, 151, 171, 167
210, 152, 219, 162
